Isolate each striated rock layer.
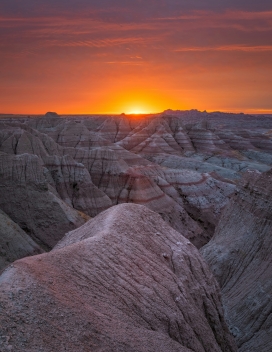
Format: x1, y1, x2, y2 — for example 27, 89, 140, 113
0, 153, 86, 249
0, 120, 237, 249
1, 110, 272, 263
201, 170, 272, 351
0, 204, 237, 352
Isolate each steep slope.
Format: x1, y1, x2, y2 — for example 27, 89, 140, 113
29, 117, 111, 148
0, 209, 43, 271
115, 170, 204, 244
0, 124, 112, 217
0, 153, 86, 249
0, 204, 237, 352
201, 170, 272, 351
135, 165, 235, 245
44, 154, 112, 217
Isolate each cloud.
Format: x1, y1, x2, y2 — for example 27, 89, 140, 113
158, 10, 272, 21
156, 10, 272, 32
174, 45, 272, 52
105, 61, 144, 65
48, 37, 151, 48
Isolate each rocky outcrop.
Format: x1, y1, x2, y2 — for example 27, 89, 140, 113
135, 165, 235, 246
116, 170, 205, 245
0, 125, 112, 217
44, 154, 112, 217
0, 123, 63, 159
61, 145, 225, 246
29, 118, 111, 148
117, 117, 184, 154
0, 124, 51, 158
0, 209, 43, 272
150, 153, 270, 180
0, 204, 237, 352
0, 153, 86, 249
201, 169, 272, 351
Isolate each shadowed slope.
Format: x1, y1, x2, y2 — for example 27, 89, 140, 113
201, 170, 272, 351
0, 209, 43, 272
0, 153, 86, 249
0, 124, 112, 217
0, 204, 237, 352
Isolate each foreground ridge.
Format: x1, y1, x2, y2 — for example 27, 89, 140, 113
0, 204, 237, 352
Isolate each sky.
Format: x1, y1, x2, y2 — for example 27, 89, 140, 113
0, 0, 272, 114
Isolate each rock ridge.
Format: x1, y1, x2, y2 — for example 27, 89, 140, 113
0, 204, 237, 352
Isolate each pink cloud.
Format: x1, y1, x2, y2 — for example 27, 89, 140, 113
156, 10, 272, 32
174, 45, 272, 52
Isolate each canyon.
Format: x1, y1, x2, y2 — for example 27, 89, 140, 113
0, 110, 272, 351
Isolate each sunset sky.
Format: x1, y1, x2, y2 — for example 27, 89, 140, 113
1, 0, 272, 114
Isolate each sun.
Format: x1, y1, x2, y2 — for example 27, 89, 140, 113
127, 109, 145, 115
125, 104, 158, 114
114, 94, 161, 115
126, 107, 148, 114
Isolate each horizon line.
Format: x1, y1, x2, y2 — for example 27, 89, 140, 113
1, 109, 272, 116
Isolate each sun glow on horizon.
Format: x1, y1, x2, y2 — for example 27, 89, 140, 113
125, 107, 152, 114
110, 89, 174, 116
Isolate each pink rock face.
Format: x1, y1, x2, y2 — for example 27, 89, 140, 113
201, 169, 272, 351
0, 204, 237, 352
132, 165, 235, 246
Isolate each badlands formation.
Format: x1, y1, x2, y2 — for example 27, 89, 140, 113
0, 110, 272, 351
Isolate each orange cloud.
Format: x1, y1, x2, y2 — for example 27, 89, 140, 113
174, 45, 272, 52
